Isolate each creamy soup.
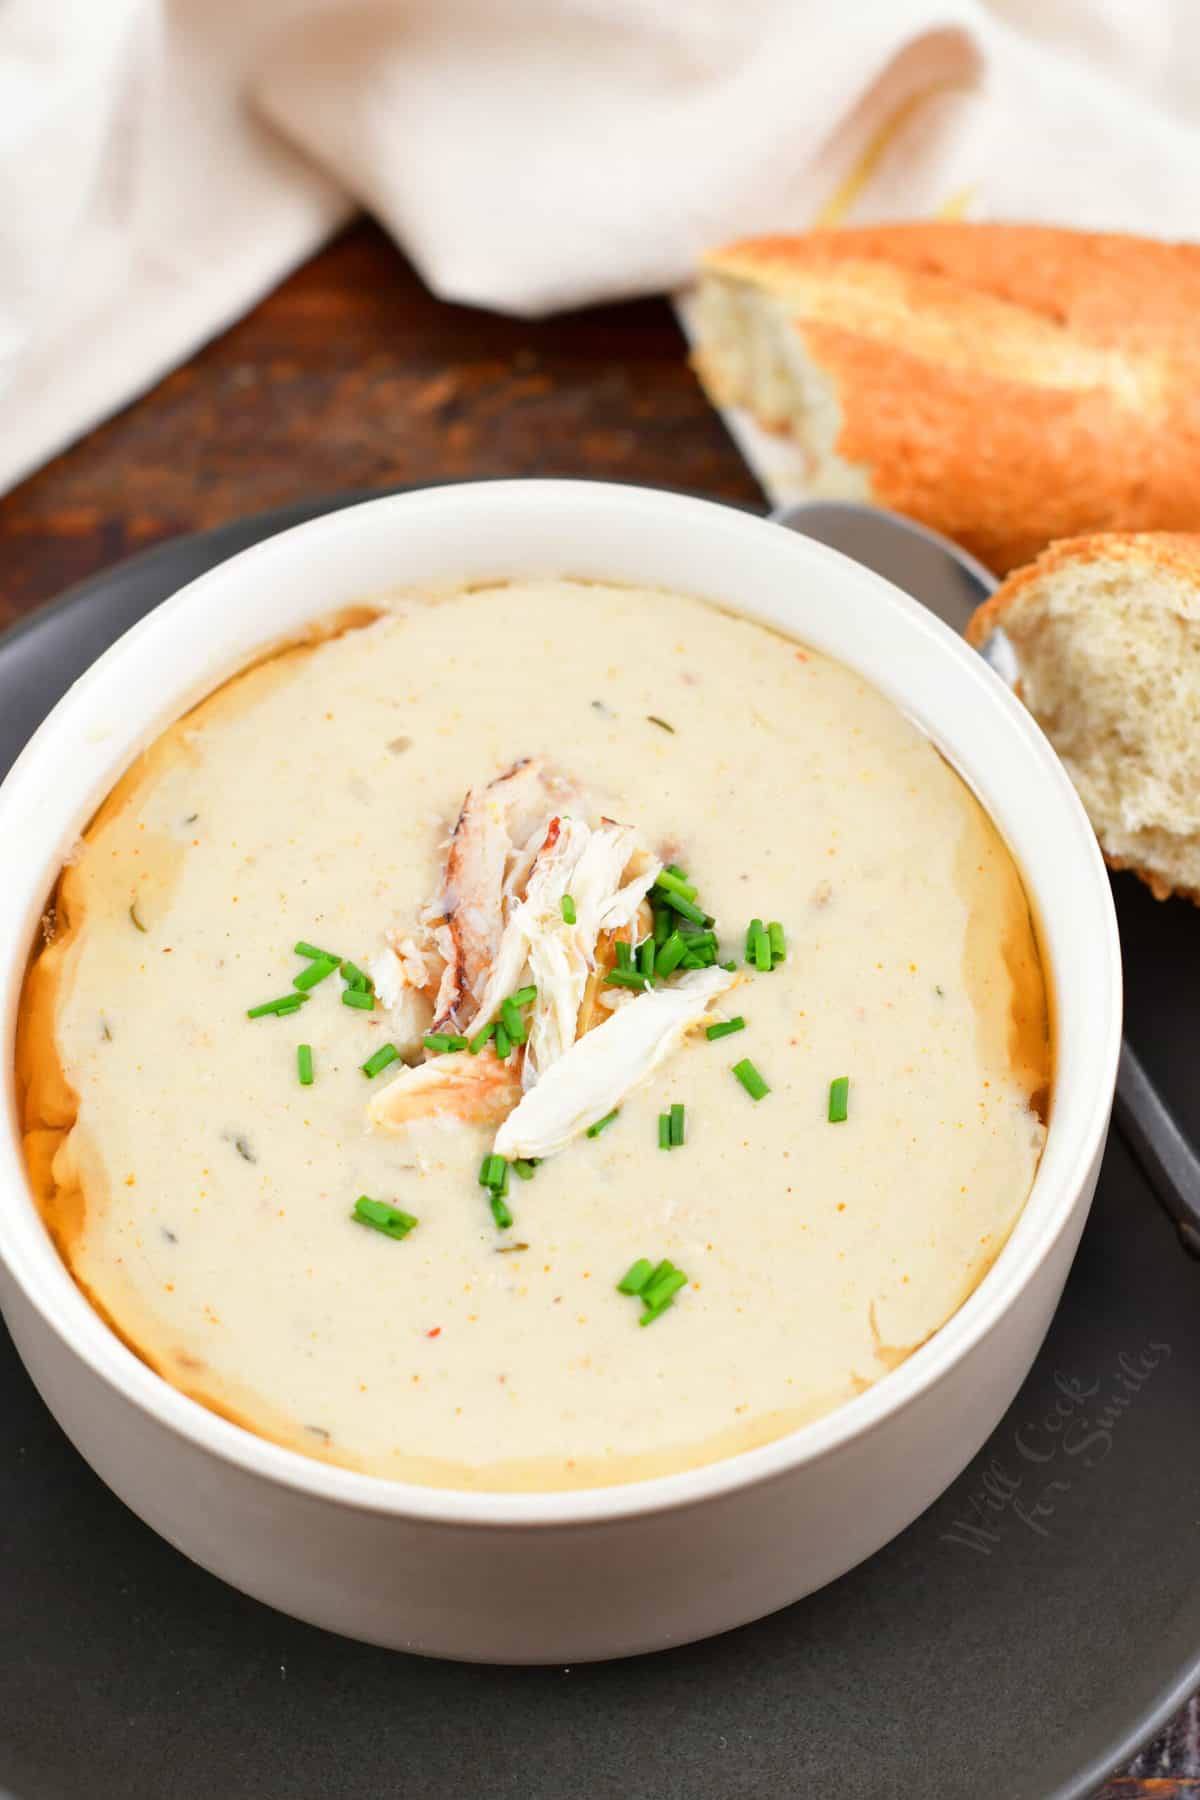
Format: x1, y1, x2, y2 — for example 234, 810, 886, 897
17, 580, 1050, 1490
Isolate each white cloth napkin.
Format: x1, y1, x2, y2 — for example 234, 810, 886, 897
3, 0, 1200, 500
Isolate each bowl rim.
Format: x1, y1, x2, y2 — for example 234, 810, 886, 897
0, 478, 1122, 1528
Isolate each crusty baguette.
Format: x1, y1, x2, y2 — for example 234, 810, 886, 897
966, 532, 1200, 901
692, 224, 1200, 574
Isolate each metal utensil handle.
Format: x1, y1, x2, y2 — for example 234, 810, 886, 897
1114, 1041, 1200, 1256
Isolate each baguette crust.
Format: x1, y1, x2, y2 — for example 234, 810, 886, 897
700, 225, 1200, 573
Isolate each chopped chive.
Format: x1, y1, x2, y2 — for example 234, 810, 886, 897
480, 1153, 506, 1189
654, 870, 698, 902
665, 892, 710, 927
361, 1043, 401, 1078
745, 918, 763, 963
653, 908, 672, 946
500, 996, 526, 1044
352, 1196, 418, 1241
561, 895, 577, 925
669, 1103, 685, 1148
664, 863, 688, 880
294, 940, 339, 962
495, 1022, 511, 1060
297, 1043, 314, 1085
468, 1020, 496, 1055
340, 959, 372, 993
604, 968, 652, 992
638, 938, 655, 978
618, 1258, 655, 1296
641, 1266, 688, 1313
491, 1159, 510, 1198
586, 1108, 620, 1138
733, 1058, 770, 1101
424, 1032, 467, 1053
511, 985, 537, 1006
658, 1112, 671, 1150
705, 1016, 746, 1041
293, 955, 339, 991
615, 939, 633, 971
753, 925, 773, 974
828, 1076, 850, 1123
513, 1159, 537, 1181
680, 950, 706, 969
678, 927, 716, 947
721, 959, 737, 972
490, 1193, 514, 1230
342, 988, 375, 1011
655, 931, 688, 976
248, 993, 311, 1019
645, 1258, 675, 1288
639, 1300, 676, 1326
768, 921, 786, 965
647, 715, 675, 733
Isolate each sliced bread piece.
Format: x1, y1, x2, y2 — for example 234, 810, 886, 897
966, 533, 1200, 901
692, 223, 1200, 574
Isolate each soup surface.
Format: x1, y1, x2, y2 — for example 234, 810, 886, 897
17, 579, 1050, 1490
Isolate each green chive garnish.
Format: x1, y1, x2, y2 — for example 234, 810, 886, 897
768, 921, 786, 965
828, 1076, 850, 1123
638, 938, 655, 978
655, 931, 688, 976
615, 939, 633, 971
424, 1032, 466, 1053
480, 1153, 506, 1189
641, 1266, 688, 1314
513, 1159, 537, 1181
361, 1043, 401, 1078
500, 996, 526, 1044
617, 1258, 654, 1296
665, 892, 710, 927
490, 1193, 514, 1230
468, 1021, 496, 1055
248, 993, 311, 1019
342, 989, 375, 1011
669, 1103, 685, 1148
604, 968, 652, 992
561, 895, 577, 925
680, 951, 706, 970
706, 1016, 745, 1041
340, 960, 372, 993
586, 1108, 620, 1138
745, 918, 763, 963
492, 1159, 510, 1199
653, 908, 672, 946
733, 1058, 770, 1101
495, 1022, 511, 1059
294, 955, 339, 991
654, 870, 698, 902
658, 1113, 671, 1150
294, 940, 339, 962
511, 985, 537, 1006
352, 1196, 418, 1241
297, 1043, 314, 1085
721, 959, 737, 972
753, 925, 772, 974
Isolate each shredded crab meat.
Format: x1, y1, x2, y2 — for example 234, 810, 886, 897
368, 1048, 521, 1134
493, 966, 738, 1161
431, 758, 550, 1031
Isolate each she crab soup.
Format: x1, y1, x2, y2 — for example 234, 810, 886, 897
16, 578, 1050, 1491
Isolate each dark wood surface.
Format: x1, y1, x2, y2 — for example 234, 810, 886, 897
0, 217, 1195, 1800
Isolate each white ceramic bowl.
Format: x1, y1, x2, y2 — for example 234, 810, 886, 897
0, 481, 1120, 1663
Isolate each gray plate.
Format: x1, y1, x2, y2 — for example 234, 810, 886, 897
2, 491, 1198, 1800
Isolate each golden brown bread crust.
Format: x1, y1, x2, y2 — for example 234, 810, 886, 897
964, 528, 1200, 907
964, 529, 1200, 646
701, 225, 1200, 574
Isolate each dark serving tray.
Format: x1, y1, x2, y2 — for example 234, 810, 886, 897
2, 491, 1199, 1800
